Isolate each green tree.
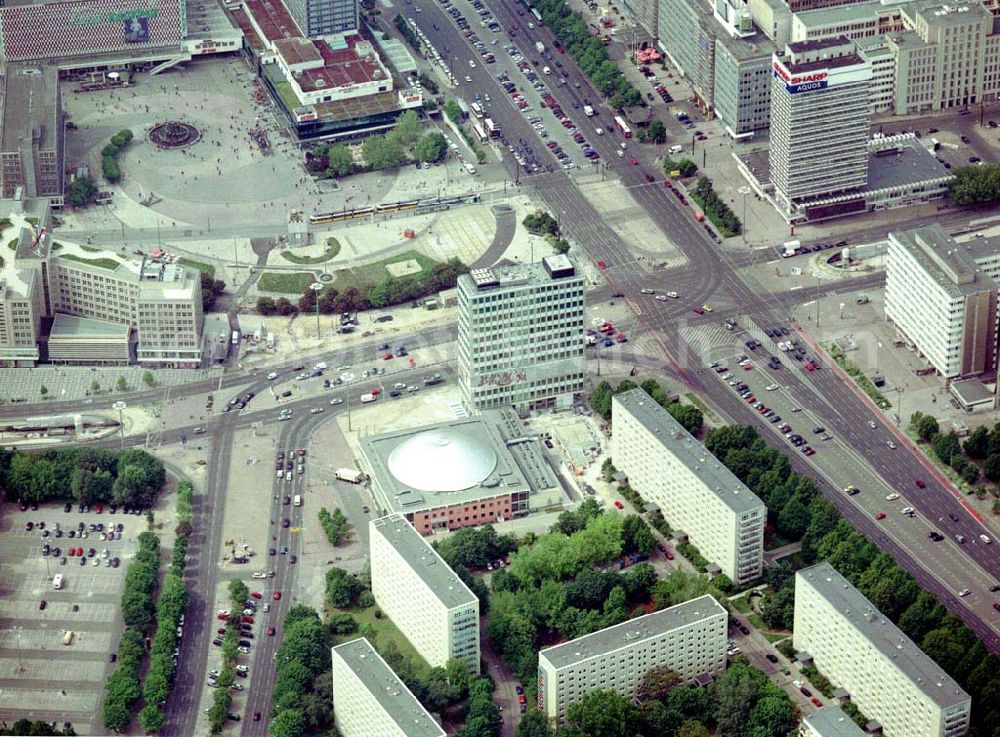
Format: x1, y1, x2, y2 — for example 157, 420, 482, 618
142, 371, 155, 388
138, 705, 165, 734
415, 132, 449, 162
963, 425, 990, 459
393, 110, 423, 146
326, 566, 364, 608
621, 514, 656, 556
362, 135, 407, 170
948, 162, 1000, 205
636, 665, 681, 702
932, 431, 962, 465
116, 376, 128, 392
326, 144, 354, 178
647, 120, 667, 144
228, 579, 249, 609
777, 494, 810, 539
69, 176, 99, 207
677, 722, 711, 737
39, 385, 48, 397
748, 695, 795, 737
516, 711, 553, 737
983, 454, 1000, 482
961, 462, 980, 485
91, 379, 101, 393
444, 99, 463, 122
667, 402, 703, 435
910, 411, 940, 442
565, 690, 643, 737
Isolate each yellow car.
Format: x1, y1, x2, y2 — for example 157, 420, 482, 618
702, 304, 713, 313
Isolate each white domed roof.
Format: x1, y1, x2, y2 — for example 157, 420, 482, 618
387, 428, 498, 492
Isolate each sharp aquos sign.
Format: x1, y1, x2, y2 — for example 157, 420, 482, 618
773, 61, 828, 94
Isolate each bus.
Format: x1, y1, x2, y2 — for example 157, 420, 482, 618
484, 118, 501, 138
470, 101, 484, 119
472, 122, 488, 143
530, 7, 543, 23
614, 115, 632, 138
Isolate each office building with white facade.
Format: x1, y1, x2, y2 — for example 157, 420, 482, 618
370, 514, 480, 674
331, 637, 445, 737
885, 225, 1000, 379
794, 563, 971, 737
770, 37, 872, 216
801, 707, 868, 737
457, 255, 585, 413
0, 218, 203, 367
714, 32, 778, 138
537, 595, 727, 721
612, 388, 765, 584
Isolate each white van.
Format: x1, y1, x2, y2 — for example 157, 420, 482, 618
63, 630, 74, 646
52, 574, 63, 590
293, 495, 302, 507
668, 144, 684, 155
360, 393, 377, 403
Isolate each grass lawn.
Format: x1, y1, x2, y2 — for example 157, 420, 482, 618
683, 393, 719, 424
7, 239, 17, 251
177, 258, 215, 279
763, 630, 790, 643
257, 271, 316, 294
729, 595, 752, 614
281, 237, 341, 265
331, 249, 436, 293
274, 82, 300, 113
80, 245, 102, 253
349, 606, 431, 675
59, 253, 121, 271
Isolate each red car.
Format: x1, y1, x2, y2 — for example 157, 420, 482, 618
742, 363, 754, 370
810, 697, 822, 708
371, 388, 381, 396
693, 307, 705, 315
875, 512, 886, 520
663, 180, 673, 189
298, 449, 306, 457
664, 548, 674, 560
76, 547, 84, 557
251, 591, 262, 600
629, 157, 639, 166
804, 363, 815, 372
217, 628, 226, 635
267, 627, 276, 636
273, 591, 282, 600
383, 353, 393, 360
241, 615, 254, 624
95, 504, 104, 514
915, 479, 926, 488
519, 694, 527, 704
68, 548, 76, 557
613, 500, 624, 510
218, 613, 230, 622
803, 447, 816, 456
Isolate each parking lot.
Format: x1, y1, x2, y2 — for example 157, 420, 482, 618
0, 502, 138, 734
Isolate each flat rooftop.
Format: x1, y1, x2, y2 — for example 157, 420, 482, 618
275, 36, 322, 66
370, 514, 477, 610
360, 408, 557, 516
867, 138, 951, 192
798, 562, 970, 709
243, 0, 301, 42
1, 64, 59, 157
889, 224, 993, 297
297, 37, 387, 92
331, 638, 445, 737
613, 388, 766, 515
49, 313, 130, 339
803, 707, 867, 737
794, 0, 900, 28
460, 255, 581, 295
717, 32, 777, 62
539, 594, 726, 670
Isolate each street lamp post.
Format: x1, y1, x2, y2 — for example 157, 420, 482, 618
309, 282, 323, 340
113, 401, 127, 450
738, 186, 751, 244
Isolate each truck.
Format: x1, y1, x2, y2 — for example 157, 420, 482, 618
535, 40, 545, 54
423, 373, 444, 386
781, 239, 801, 258
668, 144, 683, 154
336, 468, 364, 484
293, 494, 302, 507
583, 105, 595, 117
63, 630, 74, 646
360, 392, 378, 403
52, 574, 63, 590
